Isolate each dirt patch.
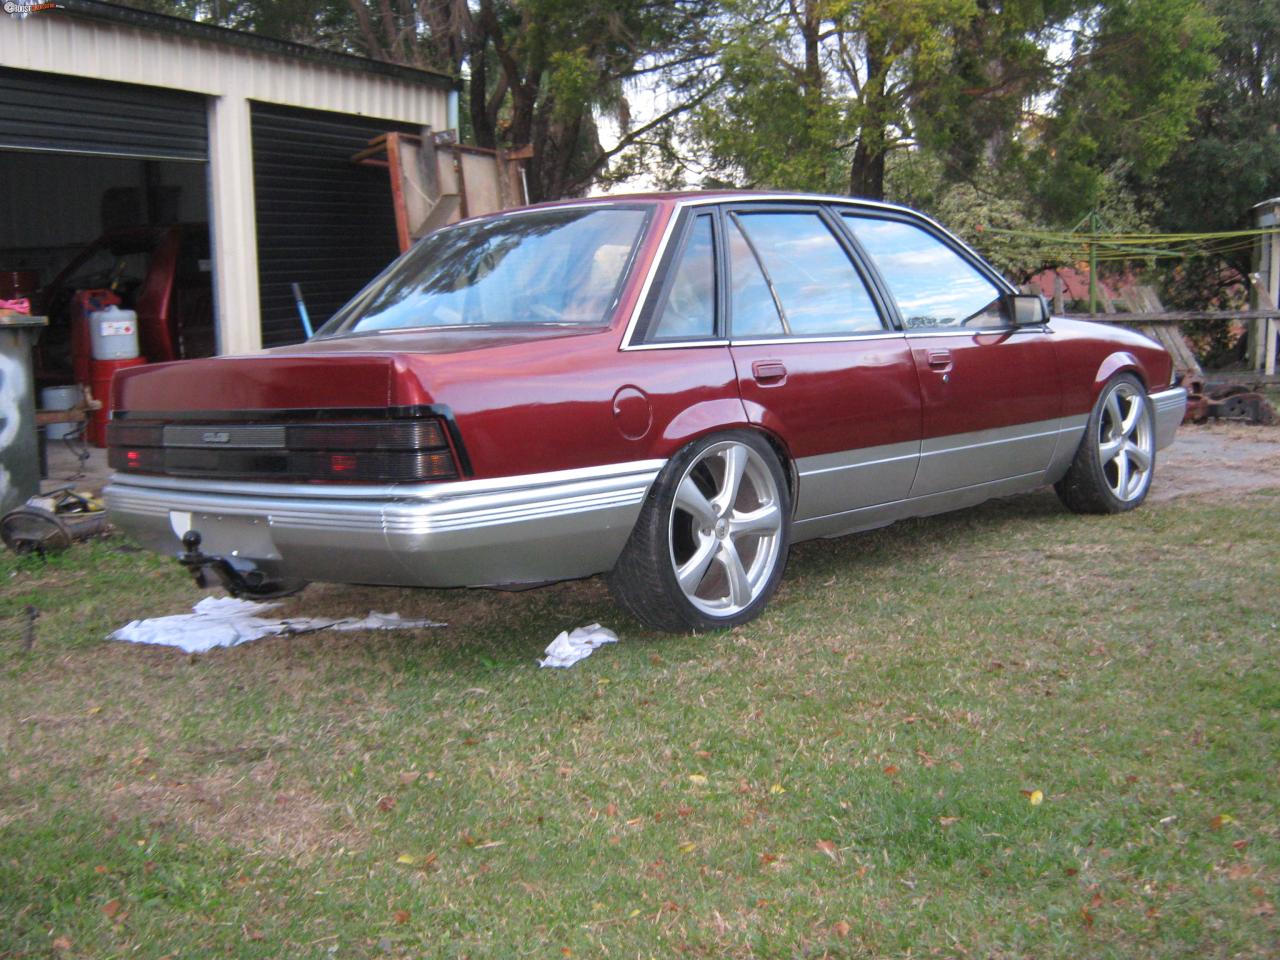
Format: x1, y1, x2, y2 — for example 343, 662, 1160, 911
98, 756, 363, 861
1151, 422, 1280, 503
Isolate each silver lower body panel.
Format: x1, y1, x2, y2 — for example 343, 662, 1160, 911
104, 461, 664, 588
793, 470, 1049, 543
1150, 387, 1186, 450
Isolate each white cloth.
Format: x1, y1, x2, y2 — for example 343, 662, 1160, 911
538, 623, 618, 668
110, 596, 444, 653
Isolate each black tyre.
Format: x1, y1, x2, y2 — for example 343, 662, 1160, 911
608, 430, 791, 633
1055, 373, 1155, 514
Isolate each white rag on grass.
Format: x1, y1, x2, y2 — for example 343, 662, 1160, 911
538, 623, 618, 668
110, 596, 445, 654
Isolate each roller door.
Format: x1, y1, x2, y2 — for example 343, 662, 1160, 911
0, 67, 207, 161
251, 102, 412, 347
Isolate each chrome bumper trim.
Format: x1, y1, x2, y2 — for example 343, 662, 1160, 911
1150, 387, 1187, 450
104, 460, 665, 588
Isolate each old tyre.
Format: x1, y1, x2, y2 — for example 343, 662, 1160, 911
608, 431, 791, 633
1055, 373, 1155, 514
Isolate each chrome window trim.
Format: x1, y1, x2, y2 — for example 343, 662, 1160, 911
730, 332, 905, 347
623, 340, 732, 352
902, 326, 1051, 339
618, 192, 1012, 351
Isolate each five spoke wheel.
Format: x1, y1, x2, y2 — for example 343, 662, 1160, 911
1097, 379, 1154, 502
1056, 373, 1156, 514
608, 431, 791, 632
669, 440, 785, 618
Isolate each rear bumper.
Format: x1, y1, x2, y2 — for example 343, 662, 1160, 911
104, 460, 663, 588
1150, 387, 1187, 450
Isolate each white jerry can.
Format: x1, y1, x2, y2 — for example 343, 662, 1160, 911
89, 304, 140, 361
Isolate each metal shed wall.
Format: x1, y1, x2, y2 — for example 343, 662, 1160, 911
251, 103, 412, 348
0, 10, 452, 356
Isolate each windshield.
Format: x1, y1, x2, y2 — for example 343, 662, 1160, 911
319, 205, 652, 335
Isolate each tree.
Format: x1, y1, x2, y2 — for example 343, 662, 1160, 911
691, 0, 980, 199
345, 0, 719, 201
1153, 0, 1280, 239
1032, 0, 1221, 224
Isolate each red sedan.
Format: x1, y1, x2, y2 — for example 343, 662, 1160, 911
104, 193, 1186, 632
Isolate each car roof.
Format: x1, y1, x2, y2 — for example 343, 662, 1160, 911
507, 190, 924, 218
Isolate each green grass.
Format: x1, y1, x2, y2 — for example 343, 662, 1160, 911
2, 486, 1278, 958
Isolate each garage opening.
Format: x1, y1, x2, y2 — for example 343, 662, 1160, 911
0, 67, 215, 394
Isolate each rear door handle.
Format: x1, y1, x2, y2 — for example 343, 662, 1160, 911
927, 349, 952, 369
752, 360, 787, 383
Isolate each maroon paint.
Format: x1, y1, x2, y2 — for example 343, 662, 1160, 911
910, 329, 1062, 440
731, 339, 921, 458
109, 195, 1177, 486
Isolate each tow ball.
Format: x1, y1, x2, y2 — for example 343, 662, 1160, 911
178, 530, 306, 600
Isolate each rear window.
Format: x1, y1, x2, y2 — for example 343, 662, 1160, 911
320, 206, 652, 335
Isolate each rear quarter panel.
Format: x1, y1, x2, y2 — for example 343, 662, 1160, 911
395, 333, 747, 479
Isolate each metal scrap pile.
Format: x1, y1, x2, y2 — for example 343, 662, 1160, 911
1182, 377, 1278, 425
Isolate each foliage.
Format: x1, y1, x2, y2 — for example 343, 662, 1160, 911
344, 0, 718, 201
688, 0, 981, 198
1153, 0, 1280, 298
885, 152, 1057, 281
1032, 0, 1221, 224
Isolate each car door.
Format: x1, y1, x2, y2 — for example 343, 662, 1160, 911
721, 204, 922, 536
839, 212, 1063, 498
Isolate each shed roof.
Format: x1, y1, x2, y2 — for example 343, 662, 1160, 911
60, 0, 458, 91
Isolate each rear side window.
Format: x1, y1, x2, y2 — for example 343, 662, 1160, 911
842, 216, 1004, 330
648, 214, 717, 341
729, 211, 884, 337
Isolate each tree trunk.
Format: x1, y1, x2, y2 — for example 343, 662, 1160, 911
849, 136, 886, 199
850, 44, 887, 199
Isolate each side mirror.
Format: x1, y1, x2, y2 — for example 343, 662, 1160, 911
1004, 292, 1050, 326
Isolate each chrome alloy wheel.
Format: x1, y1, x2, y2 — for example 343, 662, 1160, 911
668, 440, 785, 618
1097, 379, 1154, 502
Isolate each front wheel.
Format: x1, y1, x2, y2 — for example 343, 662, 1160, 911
608, 431, 791, 633
1055, 373, 1155, 514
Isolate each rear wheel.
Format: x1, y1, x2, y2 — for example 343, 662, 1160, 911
1055, 373, 1155, 514
608, 431, 791, 633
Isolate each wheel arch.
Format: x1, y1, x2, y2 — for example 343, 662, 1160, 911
1092, 352, 1147, 400
654, 404, 798, 511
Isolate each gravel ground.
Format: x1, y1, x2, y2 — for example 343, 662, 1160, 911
1151, 421, 1280, 502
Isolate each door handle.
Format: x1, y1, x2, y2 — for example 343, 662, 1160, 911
752, 360, 787, 383
927, 349, 952, 369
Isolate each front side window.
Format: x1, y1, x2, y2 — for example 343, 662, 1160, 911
729, 211, 884, 337
842, 216, 1004, 330
321, 206, 650, 335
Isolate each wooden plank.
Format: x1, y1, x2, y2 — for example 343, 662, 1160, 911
1063, 310, 1280, 323
384, 132, 412, 254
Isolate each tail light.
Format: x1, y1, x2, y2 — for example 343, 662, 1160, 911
106, 414, 463, 483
